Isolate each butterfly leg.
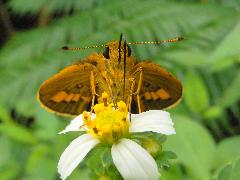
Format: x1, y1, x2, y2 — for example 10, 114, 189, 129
128, 77, 135, 121
90, 71, 96, 114
132, 67, 143, 113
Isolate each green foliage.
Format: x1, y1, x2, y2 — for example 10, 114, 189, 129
216, 164, 233, 180
1, 0, 240, 122
215, 158, 240, 180
184, 70, 210, 113
209, 22, 240, 72
219, 71, 240, 108
8, 0, 110, 15
25, 145, 56, 179
165, 115, 216, 180
0, 122, 37, 144
1, 0, 240, 179
212, 136, 240, 170
161, 164, 192, 180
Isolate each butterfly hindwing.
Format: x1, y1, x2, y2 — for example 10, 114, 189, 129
131, 61, 182, 111
38, 62, 95, 116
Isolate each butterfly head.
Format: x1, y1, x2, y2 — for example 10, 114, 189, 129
102, 41, 132, 63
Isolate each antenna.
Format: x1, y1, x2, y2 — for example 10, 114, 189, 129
123, 40, 127, 99
61, 44, 106, 51
127, 37, 184, 45
118, 33, 123, 63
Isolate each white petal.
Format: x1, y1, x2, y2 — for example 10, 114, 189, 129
59, 113, 95, 134
129, 110, 176, 135
111, 138, 160, 180
58, 134, 99, 179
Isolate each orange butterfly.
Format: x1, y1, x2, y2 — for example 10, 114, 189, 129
38, 34, 183, 117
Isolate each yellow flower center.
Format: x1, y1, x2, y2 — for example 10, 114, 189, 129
82, 92, 129, 144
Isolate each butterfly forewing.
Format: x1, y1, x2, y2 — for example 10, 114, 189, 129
131, 61, 182, 111
38, 63, 95, 116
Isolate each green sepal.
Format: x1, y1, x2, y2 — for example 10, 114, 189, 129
101, 148, 112, 169
83, 144, 122, 180
129, 132, 167, 145
155, 151, 177, 169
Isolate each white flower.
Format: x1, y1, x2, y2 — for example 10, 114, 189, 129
57, 93, 175, 180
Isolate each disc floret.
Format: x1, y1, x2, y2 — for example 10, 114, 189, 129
82, 92, 129, 144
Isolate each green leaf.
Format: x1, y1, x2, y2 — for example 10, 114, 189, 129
25, 145, 56, 180
216, 164, 232, 180
0, 162, 20, 180
184, 71, 210, 113
209, 22, 240, 72
165, 115, 216, 180
0, 122, 37, 144
203, 105, 223, 120
232, 159, 240, 180
0, 105, 12, 123
163, 49, 209, 68
34, 108, 62, 141
215, 158, 240, 180
8, 0, 109, 15
70, 166, 90, 180
0, 136, 12, 168
161, 163, 191, 180
218, 71, 240, 108
8, 0, 46, 14
213, 136, 240, 170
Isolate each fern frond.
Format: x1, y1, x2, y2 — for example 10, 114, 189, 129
1, 0, 240, 117
8, 0, 110, 15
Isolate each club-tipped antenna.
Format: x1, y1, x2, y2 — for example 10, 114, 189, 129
62, 44, 107, 51
127, 37, 184, 45
123, 40, 127, 99
118, 33, 123, 64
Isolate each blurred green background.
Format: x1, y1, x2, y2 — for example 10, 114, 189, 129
1, 0, 240, 179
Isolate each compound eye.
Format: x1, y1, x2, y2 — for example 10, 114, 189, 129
103, 46, 110, 59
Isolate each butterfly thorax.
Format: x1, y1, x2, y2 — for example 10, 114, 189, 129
86, 41, 136, 104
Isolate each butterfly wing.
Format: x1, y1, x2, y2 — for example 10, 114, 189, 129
38, 62, 95, 117
131, 61, 182, 112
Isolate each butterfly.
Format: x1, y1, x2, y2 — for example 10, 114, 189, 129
37, 34, 183, 117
